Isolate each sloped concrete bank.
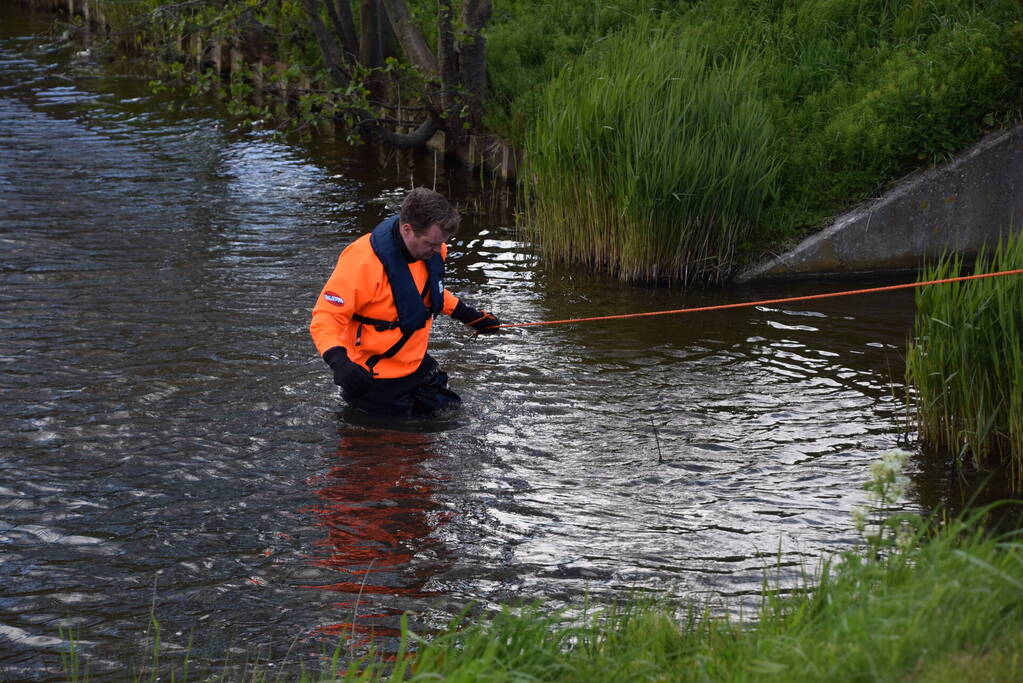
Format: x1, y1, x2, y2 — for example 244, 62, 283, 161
737, 125, 1023, 283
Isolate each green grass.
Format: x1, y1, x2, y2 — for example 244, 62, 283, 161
482, 0, 677, 141
517, 0, 1023, 281
906, 232, 1023, 487
522, 18, 781, 284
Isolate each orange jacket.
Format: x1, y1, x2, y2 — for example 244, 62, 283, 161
310, 233, 460, 379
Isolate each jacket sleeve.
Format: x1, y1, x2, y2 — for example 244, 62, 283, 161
441, 289, 460, 316
309, 245, 371, 357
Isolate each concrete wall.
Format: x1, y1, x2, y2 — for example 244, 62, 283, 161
736, 125, 1023, 283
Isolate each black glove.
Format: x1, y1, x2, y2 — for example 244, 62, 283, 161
323, 346, 373, 396
452, 301, 501, 334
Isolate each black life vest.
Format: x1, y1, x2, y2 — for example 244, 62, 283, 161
353, 216, 445, 375
366, 215, 445, 335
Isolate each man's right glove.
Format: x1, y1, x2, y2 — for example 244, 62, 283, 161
323, 346, 373, 397
452, 301, 501, 334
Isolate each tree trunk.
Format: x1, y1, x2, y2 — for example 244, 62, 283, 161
302, 0, 350, 86
359, 0, 383, 68
460, 0, 491, 131
437, 0, 462, 148
379, 2, 398, 62
379, 0, 437, 77
360, 0, 386, 99
326, 0, 359, 63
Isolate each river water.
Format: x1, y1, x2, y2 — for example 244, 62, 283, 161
0, 5, 945, 679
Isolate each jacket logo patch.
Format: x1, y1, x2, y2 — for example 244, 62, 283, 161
323, 291, 345, 306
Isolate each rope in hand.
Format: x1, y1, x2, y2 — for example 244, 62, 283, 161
494, 268, 1023, 330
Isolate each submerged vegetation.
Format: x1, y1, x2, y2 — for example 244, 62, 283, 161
906, 234, 1023, 487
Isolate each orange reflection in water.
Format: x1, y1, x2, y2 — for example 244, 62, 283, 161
305, 428, 452, 647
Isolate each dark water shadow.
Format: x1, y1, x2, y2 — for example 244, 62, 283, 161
334, 406, 471, 434
911, 447, 1023, 533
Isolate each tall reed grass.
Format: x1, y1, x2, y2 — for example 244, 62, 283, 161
906, 231, 1023, 486
522, 19, 780, 284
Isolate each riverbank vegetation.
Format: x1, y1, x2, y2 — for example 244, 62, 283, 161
352, 513, 1023, 681
35, 0, 1023, 282
32, 0, 512, 172
525, 1, 1023, 282
522, 22, 781, 283
907, 233, 1023, 488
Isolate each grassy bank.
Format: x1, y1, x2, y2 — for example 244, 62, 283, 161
906, 234, 1023, 487
364, 515, 1023, 681
522, 0, 1023, 282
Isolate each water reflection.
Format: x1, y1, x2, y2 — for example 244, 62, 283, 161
305, 426, 453, 647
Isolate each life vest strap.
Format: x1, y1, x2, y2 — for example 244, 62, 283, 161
352, 314, 400, 332
365, 329, 416, 375
361, 279, 433, 375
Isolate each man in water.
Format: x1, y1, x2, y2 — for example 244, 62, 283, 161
310, 187, 500, 416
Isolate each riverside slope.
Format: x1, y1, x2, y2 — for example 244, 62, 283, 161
737, 125, 1023, 283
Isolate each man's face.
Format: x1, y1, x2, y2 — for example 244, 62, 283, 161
400, 223, 449, 261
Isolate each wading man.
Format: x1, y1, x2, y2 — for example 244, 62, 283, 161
310, 187, 500, 416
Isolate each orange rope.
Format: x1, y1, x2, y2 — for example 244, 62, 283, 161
496, 268, 1023, 330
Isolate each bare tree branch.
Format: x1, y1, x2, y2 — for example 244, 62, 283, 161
360, 109, 441, 149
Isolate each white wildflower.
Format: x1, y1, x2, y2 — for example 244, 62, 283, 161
851, 506, 868, 533
895, 526, 916, 553
865, 448, 912, 505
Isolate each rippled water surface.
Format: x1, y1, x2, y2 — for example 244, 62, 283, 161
1, 6, 929, 678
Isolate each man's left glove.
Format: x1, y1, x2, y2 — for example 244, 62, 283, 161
452, 301, 501, 334
323, 346, 373, 397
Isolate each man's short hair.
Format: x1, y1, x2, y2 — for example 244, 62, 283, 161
400, 187, 460, 235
